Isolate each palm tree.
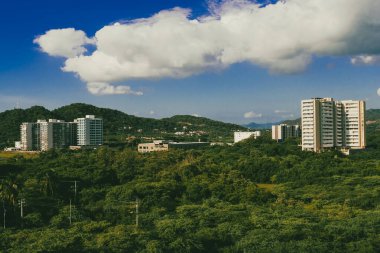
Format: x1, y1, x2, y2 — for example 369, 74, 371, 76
0, 177, 19, 207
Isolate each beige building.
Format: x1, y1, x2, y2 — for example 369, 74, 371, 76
301, 98, 365, 152
138, 140, 210, 153
138, 140, 169, 153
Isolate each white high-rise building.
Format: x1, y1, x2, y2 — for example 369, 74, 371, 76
21, 119, 77, 151
301, 98, 365, 152
38, 119, 77, 151
20, 123, 38, 151
76, 115, 103, 146
234, 131, 261, 143
272, 124, 300, 141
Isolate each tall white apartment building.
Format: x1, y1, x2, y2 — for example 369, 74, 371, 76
234, 131, 261, 143
341, 100, 366, 149
21, 120, 77, 151
20, 122, 39, 151
272, 124, 300, 141
76, 115, 103, 146
38, 119, 77, 151
301, 98, 365, 152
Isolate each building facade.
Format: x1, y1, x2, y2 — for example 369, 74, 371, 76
20, 123, 40, 151
20, 115, 101, 151
38, 120, 77, 151
138, 140, 210, 153
138, 140, 169, 153
272, 124, 300, 141
301, 98, 365, 152
76, 115, 103, 146
234, 131, 261, 143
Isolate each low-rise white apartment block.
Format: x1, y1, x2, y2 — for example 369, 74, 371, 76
301, 98, 365, 152
234, 131, 261, 143
272, 124, 300, 141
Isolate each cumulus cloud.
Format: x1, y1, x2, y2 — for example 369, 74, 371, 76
34, 0, 380, 95
86, 82, 143, 95
34, 28, 94, 58
351, 55, 380, 65
244, 111, 262, 119
377, 88, 380, 96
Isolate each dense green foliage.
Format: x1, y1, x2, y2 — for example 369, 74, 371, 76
0, 104, 246, 148
0, 133, 379, 252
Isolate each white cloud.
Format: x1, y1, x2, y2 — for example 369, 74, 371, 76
377, 88, 380, 96
244, 111, 262, 119
274, 109, 294, 118
34, 0, 380, 94
192, 113, 201, 117
351, 55, 380, 65
274, 110, 289, 114
34, 28, 94, 58
86, 82, 143, 96
149, 110, 155, 115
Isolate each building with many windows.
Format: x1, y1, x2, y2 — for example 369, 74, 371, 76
20, 115, 102, 151
20, 122, 40, 151
301, 98, 365, 152
76, 115, 103, 146
38, 119, 77, 151
272, 124, 300, 141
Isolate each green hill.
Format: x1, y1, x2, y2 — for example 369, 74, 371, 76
0, 103, 247, 148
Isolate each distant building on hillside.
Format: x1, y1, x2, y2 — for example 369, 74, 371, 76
76, 115, 103, 146
138, 140, 210, 153
234, 131, 261, 143
20, 122, 40, 151
301, 98, 365, 153
272, 124, 300, 141
38, 119, 77, 151
20, 115, 103, 151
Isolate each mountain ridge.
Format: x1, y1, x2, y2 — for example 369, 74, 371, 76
0, 103, 247, 147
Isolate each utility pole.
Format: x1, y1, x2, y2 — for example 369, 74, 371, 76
73, 180, 78, 202
135, 198, 139, 229
69, 199, 72, 225
2, 200, 6, 229
18, 199, 26, 218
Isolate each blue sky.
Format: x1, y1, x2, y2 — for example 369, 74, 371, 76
0, 0, 379, 124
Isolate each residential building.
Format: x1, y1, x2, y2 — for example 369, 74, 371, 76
76, 115, 103, 146
301, 98, 365, 152
272, 124, 300, 141
20, 115, 101, 151
20, 123, 40, 151
39, 119, 77, 151
234, 131, 261, 143
21, 120, 77, 151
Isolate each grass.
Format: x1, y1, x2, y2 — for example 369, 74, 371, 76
256, 183, 276, 192
0, 151, 39, 159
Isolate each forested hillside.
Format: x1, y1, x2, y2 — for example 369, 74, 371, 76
0, 135, 379, 252
0, 104, 246, 148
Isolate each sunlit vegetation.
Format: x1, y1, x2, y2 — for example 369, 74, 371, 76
0, 130, 379, 252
